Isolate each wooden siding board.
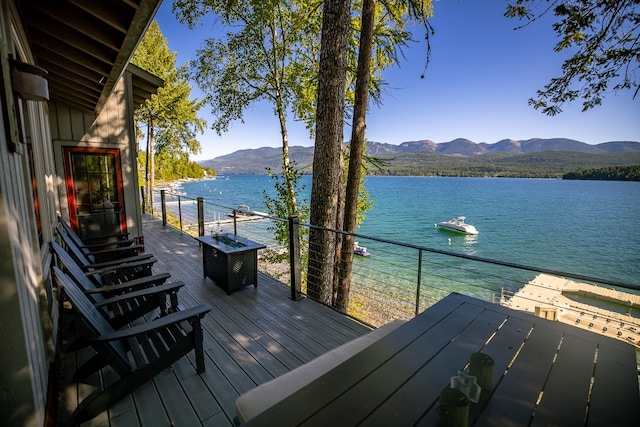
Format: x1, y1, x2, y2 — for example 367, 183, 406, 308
48, 102, 60, 139
82, 112, 95, 139
0, 108, 50, 424
54, 102, 73, 141
70, 107, 85, 142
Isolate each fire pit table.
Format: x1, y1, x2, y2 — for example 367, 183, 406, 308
196, 233, 266, 294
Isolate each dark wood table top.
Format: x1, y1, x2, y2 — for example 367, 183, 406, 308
243, 293, 640, 426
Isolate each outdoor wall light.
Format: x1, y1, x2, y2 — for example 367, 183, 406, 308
10, 60, 49, 101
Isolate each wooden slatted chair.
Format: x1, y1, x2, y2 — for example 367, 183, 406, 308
53, 266, 212, 424
51, 241, 183, 330
57, 216, 144, 262
56, 229, 157, 286
56, 224, 154, 265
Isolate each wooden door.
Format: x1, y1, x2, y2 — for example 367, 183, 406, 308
63, 147, 126, 241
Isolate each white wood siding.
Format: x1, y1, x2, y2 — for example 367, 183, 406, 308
0, 2, 52, 425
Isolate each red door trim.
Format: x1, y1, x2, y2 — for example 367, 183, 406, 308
62, 146, 127, 235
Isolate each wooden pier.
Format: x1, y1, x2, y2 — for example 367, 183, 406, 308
502, 274, 640, 347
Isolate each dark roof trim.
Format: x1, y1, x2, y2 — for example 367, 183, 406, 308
17, 0, 162, 114
127, 63, 164, 110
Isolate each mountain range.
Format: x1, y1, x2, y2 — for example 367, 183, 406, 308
199, 138, 640, 175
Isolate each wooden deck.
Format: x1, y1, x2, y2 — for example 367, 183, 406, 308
58, 214, 373, 426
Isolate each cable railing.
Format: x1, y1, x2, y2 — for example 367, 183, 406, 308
148, 189, 640, 344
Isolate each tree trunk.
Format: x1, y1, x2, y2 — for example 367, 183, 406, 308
144, 122, 150, 213
149, 117, 155, 213
145, 116, 155, 213
271, 16, 298, 217
332, 147, 344, 306
336, 0, 376, 311
307, 0, 351, 304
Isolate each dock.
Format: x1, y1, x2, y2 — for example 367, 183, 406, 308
502, 274, 640, 347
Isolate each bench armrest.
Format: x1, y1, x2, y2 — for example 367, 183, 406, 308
82, 257, 156, 276
84, 273, 171, 294
93, 281, 184, 308
91, 304, 212, 342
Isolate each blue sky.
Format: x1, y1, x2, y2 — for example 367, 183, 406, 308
154, 1, 640, 161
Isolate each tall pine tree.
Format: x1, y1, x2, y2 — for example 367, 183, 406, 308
130, 21, 206, 209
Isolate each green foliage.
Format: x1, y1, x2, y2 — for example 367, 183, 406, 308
264, 162, 309, 246
138, 150, 210, 182
505, 0, 639, 115
131, 21, 207, 173
174, 0, 433, 135
262, 162, 310, 278
563, 165, 640, 181
175, 1, 310, 135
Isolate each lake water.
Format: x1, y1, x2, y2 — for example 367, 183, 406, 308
175, 175, 639, 287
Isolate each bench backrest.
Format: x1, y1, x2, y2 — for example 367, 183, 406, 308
51, 241, 105, 304
56, 227, 96, 265
57, 216, 92, 255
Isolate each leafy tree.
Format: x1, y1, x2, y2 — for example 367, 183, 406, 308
506, 0, 640, 115
263, 163, 310, 283
130, 21, 207, 209
173, 0, 313, 223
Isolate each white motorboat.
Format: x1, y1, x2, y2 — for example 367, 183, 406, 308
354, 242, 371, 257
437, 216, 478, 235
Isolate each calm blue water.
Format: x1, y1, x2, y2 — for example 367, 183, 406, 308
176, 175, 639, 286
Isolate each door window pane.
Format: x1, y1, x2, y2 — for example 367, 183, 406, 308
65, 149, 125, 241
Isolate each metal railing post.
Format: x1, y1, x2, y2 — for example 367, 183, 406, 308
415, 249, 423, 317
289, 216, 303, 301
233, 210, 238, 235
177, 195, 183, 234
197, 197, 204, 236
161, 190, 167, 226
140, 186, 145, 213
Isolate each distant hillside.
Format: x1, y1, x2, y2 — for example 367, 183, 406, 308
199, 138, 640, 176
373, 151, 640, 178
201, 145, 314, 175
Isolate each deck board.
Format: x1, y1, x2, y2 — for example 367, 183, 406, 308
59, 214, 373, 426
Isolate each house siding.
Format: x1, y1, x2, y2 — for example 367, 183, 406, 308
0, 2, 52, 425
